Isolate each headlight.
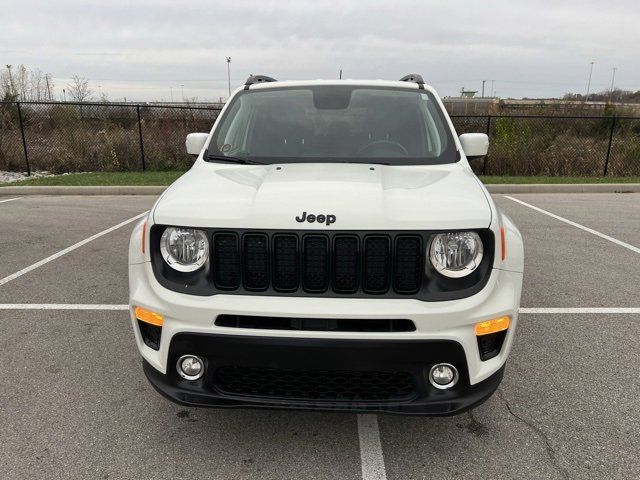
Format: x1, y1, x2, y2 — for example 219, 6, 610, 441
429, 231, 483, 278
160, 227, 209, 272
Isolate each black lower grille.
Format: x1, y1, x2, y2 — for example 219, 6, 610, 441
214, 366, 416, 402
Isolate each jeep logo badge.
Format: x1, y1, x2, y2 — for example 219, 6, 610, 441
295, 211, 336, 226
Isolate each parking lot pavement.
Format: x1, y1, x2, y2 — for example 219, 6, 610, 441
0, 310, 361, 480
380, 313, 640, 480
498, 193, 640, 247
0, 193, 639, 480
494, 195, 639, 308
0, 196, 156, 280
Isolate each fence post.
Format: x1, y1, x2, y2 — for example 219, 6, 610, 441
136, 104, 146, 171
16, 102, 31, 176
603, 116, 616, 176
482, 115, 491, 174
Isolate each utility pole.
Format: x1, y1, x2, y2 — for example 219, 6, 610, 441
608, 67, 617, 103
226, 57, 232, 97
62, 88, 66, 102
180, 84, 185, 101
481, 80, 486, 98
339, 69, 342, 80
490, 80, 495, 98
585, 61, 595, 102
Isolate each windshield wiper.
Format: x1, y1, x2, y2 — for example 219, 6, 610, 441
207, 154, 267, 165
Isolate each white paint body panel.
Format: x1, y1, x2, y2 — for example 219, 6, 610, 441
128, 78, 524, 388
153, 162, 492, 230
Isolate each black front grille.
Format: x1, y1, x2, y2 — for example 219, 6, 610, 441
211, 231, 424, 296
214, 366, 416, 402
152, 227, 495, 300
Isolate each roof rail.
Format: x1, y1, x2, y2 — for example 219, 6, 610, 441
399, 74, 425, 89
244, 75, 278, 90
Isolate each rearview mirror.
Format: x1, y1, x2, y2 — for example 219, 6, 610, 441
185, 133, 209, 156
459, 133, 489, 160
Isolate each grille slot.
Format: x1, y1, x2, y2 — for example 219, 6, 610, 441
363, 236, 391, 293
333, 236, 359, 293
214, 366, 416, 402
302, 235, 330, 292
394, 236, 423, 294
243, 234, 269, 290
272, 235, 299, 292
213, 233, 241, 289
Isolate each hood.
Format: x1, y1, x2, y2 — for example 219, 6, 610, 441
153, 162, 492, 230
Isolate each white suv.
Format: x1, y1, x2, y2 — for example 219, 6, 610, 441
128, 74, 524, 415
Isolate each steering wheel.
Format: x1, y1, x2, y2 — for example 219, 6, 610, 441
356, 139, 409, 157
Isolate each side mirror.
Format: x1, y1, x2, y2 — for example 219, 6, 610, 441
185, 133, 209, 156
459, 133, 489, 160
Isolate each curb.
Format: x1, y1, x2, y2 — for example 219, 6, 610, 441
0, 186, 167, 195
485, 183, 640, 193
0, 184, 639, 195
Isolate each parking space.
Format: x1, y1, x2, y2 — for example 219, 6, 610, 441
0, 193, 639, 479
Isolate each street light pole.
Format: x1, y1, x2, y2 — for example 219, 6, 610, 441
585, 61, 595, 102
608, 67, 617, 103
226, 57, 232, 97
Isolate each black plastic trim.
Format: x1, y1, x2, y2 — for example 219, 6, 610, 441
142, 334, 505, 415
150, 226, 495, 301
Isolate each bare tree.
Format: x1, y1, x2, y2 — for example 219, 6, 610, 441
1, 64, 17, 100
67, 75, 93, 102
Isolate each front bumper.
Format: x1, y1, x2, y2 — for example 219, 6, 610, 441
143, 333, 505, 415
129, 260, 522, 387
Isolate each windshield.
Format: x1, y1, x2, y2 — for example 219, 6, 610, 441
208, 85, 458, 165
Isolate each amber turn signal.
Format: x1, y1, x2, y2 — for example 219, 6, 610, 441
474, 316, 510, 336
134, 306, 164, 327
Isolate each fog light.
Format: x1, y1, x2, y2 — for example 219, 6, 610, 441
177, 355, 204, 381
429, 363, 459, 390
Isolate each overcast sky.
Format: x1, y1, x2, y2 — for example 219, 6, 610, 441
1, 0, 637, 101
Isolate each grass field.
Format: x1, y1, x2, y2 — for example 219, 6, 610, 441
2, 171, 640, 187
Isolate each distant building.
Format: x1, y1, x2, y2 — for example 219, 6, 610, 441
459, 88, 478, 98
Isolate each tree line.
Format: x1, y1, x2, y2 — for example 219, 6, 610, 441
1, 64, 94, 102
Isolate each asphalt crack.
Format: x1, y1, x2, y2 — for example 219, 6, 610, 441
496, 388, 570, 480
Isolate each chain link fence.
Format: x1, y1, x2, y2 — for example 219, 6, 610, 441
0, 101, 221, 174
451, 115, 640, 176
1, 101, 639, 176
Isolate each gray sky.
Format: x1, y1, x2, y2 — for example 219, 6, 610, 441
1, 0, 637, 101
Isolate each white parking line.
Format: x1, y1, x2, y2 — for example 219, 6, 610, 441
0, 197, 21, 204
0, 212, 148, 287
504, 195, 640, 254
0, 304, 129, 310
357, 414, 387, 480
520, 307, 640, 314
0, 304, 638, 313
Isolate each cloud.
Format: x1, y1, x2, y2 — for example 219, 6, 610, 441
2, 0, 637, 101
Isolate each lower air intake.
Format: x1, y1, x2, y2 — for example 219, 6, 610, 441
214, 366, 416, 402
